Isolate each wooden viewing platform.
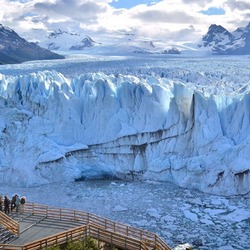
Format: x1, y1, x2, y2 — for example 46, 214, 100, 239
0, 202, 172, 250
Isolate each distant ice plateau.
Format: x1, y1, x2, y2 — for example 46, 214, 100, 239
0, 56, 249, 196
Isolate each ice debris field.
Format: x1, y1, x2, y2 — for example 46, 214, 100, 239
1, 180, 250, 249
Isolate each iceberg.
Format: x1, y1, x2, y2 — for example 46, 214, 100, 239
0, 69, 249, 195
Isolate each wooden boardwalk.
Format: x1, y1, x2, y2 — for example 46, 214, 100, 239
9, 213, 84, 245
0, 203, 172, 250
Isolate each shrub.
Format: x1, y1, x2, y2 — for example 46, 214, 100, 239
45, 237, 98, 250
46, 246, 61, 250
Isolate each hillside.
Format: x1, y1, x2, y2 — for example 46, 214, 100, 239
0, 24, 64, 64
199, 22, 250, 55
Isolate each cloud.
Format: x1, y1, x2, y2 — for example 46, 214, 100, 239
133, 9, 197, 23
146, 25, 199, 42
225, 0, 250, 11
243, 12, 250, 19
12, 11, 47, 22
0, 0, 249, 43
34, 0, 108, 22
181, 0, 214, 7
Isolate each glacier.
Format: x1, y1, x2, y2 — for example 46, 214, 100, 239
0, 55, 250, 196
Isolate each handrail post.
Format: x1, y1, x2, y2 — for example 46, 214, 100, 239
110, 233, 113, 249
97, 228, 100, 249
154, 234, 157, 249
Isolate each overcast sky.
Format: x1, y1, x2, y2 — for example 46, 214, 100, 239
0, 0, 249, 43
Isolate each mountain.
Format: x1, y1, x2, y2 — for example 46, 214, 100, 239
38, 29, 182, 55
39, 29, 100, 51
200, 24, 235, 48
121, 34, 181, 54
0, 24, 64, 65
70, 36, 98, 50
199, 22, 250, 55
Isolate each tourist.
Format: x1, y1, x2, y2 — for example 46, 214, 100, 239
0, 195, 2, 211
4, 195, 10, 214
20, 196, 26, 213
15, 194, 21, 213
11, 195, 16, 212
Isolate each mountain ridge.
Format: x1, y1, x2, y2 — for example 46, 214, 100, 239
38, 28, 182, 55
199, 22, 250, 55
0, 24, 64, 65
39, 29, 100, 51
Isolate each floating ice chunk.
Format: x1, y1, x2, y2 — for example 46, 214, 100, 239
146, 208, 161, 219
112, 205, 128, 212
182, 209, 199, 222
174, 243, 193, 250
220, 208, 250, 222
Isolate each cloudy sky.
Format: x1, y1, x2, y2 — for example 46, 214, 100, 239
0, 0, 249, 43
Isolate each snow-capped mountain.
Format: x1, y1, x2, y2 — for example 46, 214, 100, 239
70, 36, 98, 50
200, 24, 235, 48
39, 29, 100, 51
104, 32, 182, 55
199, 22, 250, 55
0, 24, 64, 65
39, 29, 181, 55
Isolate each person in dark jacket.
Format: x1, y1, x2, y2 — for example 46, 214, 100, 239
0, 195, 2, 211
4, 195, 10, 214
11, 195, 16, 212
20, 196, 26, 213
15, 195, 21, 213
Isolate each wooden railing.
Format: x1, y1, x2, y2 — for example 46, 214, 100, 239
0, 203, 172, 250
0, 223, 150, 250
0, 212, 19, 235
0, 245, 23, 250
23, 225, 87, 250
88, 223, 149, 250
23, 202, 171, 250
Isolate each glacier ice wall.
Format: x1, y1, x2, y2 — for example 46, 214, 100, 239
0, 71, 249, 195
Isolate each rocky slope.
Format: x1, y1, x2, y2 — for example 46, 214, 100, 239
0, 24, 64, 64
199, 22, 250, 55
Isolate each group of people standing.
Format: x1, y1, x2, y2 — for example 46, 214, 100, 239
0, 194, 26, 214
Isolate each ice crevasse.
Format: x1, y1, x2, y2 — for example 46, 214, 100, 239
0, 70, 249, 195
